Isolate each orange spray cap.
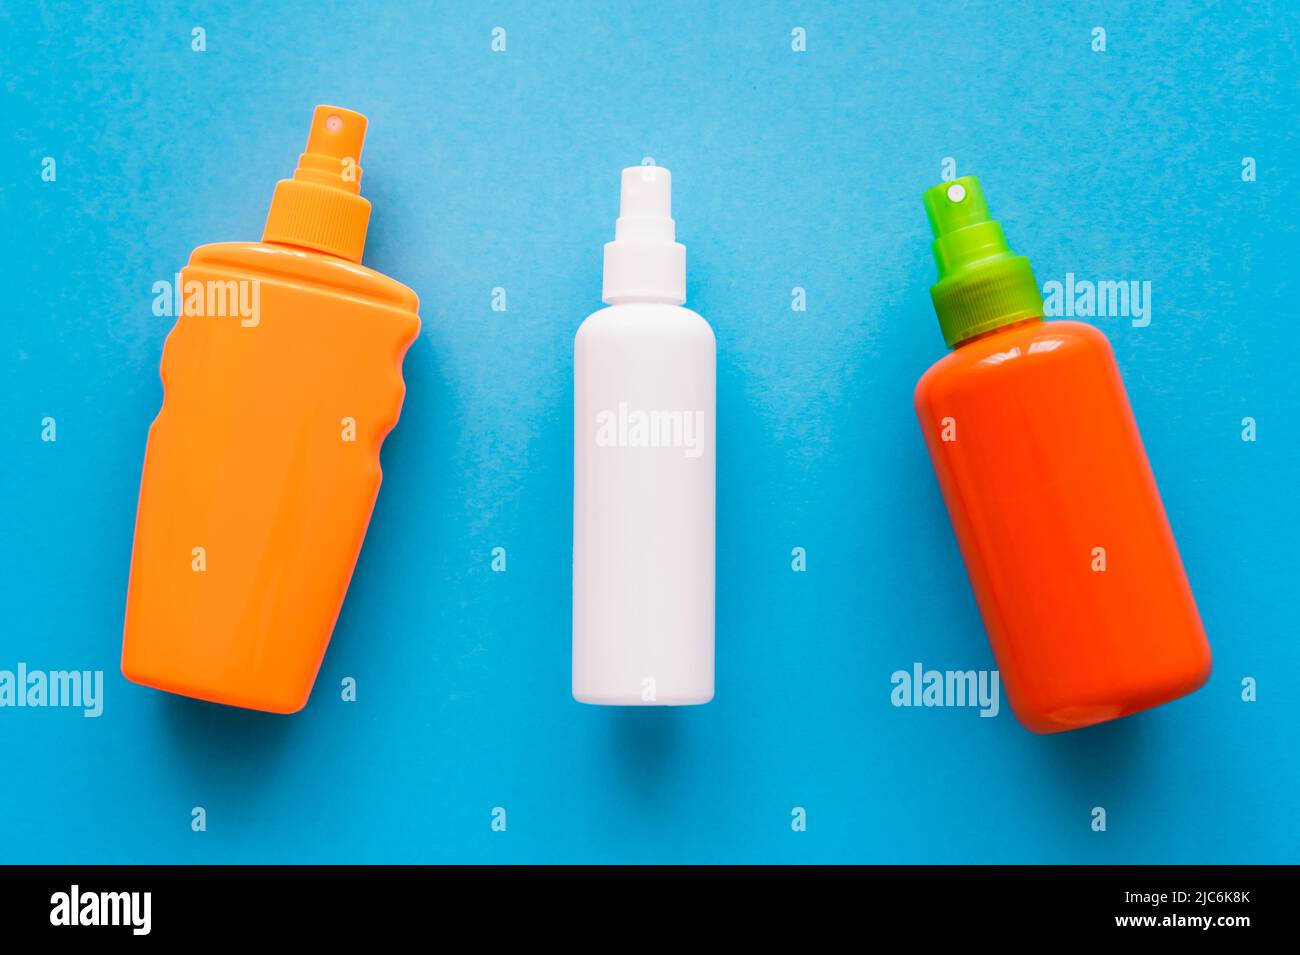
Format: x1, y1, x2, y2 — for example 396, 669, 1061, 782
263, 105, 371, 262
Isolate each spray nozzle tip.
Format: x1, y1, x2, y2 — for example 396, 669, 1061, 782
619, 165, 672, 219
923, 175, 992, 239
306, 105, 367, 163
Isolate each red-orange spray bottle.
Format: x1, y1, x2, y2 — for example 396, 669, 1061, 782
914, 176, 1211, 733
121, 106, 420, 713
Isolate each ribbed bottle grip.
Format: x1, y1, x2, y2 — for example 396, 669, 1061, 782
931, 259, 1044, 347
263, 180, 371, 262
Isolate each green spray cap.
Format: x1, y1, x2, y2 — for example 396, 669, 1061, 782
922, 176, 1043, 348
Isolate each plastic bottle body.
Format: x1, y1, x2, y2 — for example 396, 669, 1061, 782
914, 318, 1210, 733
573, 303, 716, 705
121, 241, 420, 713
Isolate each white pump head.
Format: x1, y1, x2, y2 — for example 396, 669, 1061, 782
602, 166, 687, 305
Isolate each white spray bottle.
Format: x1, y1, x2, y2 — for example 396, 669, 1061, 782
573, 166, 716, 705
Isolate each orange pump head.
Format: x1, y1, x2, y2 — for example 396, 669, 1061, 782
263, 105, 371, 262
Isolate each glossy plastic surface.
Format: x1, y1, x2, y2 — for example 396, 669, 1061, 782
573, 303, 716, 705
121, 242, 420, 713
914, 319, 1211, 733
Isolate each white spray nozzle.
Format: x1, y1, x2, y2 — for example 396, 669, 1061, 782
603, 166, 686, 305
618, 167, 676, 237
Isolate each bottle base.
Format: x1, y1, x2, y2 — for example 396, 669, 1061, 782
1017, 660, 1212, 734
573, 687, 713, 707
121, 660, 309, 715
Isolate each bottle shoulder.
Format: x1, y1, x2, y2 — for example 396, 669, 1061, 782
915, 320, 1114, 405
187, 241, 419, 314
576, 303, 714, 345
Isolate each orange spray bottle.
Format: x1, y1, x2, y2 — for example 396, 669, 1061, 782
122, 106, 420, 713
914, 176, 1210, 733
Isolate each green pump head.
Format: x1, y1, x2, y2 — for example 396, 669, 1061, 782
923, 176, 1043, 348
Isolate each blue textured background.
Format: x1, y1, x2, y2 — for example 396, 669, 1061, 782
1, 1, 1297, 863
